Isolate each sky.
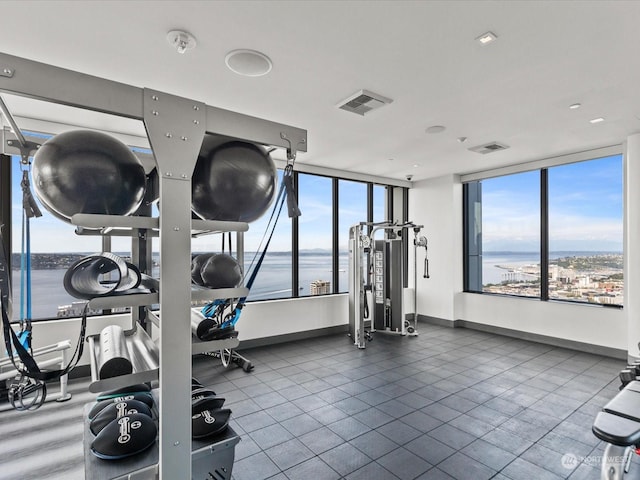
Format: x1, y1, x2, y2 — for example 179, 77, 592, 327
10, 151, 622, 254
481, 154, 623, 252
10, 154, 386, 253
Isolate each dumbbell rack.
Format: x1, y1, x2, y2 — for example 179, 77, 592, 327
0, 51, 307, 479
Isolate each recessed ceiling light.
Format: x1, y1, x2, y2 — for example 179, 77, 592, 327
476, 31, 497, 45
426, 125, 446, 134
590, 117, 605, 124
413, 164, 420, 168
569, 103, 581, 110
225, 49, 273, 77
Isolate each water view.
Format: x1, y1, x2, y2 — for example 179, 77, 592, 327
9, 251, 346, 320
482, 251, 623, 305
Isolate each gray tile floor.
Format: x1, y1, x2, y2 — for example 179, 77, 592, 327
192, 325, 627, 480
0, 324, 631, 479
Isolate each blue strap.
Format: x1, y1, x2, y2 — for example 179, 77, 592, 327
201, 166, 294, 327
26, 210, 32, 320
17, 330, 30, 350
18, 166, 41, 341
244, 177, 287, 296
20, 209, 25, 323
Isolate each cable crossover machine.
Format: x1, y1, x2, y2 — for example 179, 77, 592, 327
348, 220, 429, 349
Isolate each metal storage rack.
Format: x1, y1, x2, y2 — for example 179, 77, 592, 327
0, 51, 307, 479
72, 213, 249, 393
83, 392, 241, 480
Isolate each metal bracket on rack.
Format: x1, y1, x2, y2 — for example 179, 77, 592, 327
143, 88, 206, 180
280, 131, 306, 165
0, 99, 41, 164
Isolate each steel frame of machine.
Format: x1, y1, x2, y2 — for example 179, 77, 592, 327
348, 220, 427, 349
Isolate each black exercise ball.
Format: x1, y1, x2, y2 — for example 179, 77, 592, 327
191, 253, 214, 286
199, 253, 243, 289
192, 141, 277, 223
32, 130, 146, 223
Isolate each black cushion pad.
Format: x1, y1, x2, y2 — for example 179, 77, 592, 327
192, 395, 226, 413
192, 408, 231, 439
624, 380, 640, 394
603, 388, 640, 422
90, 399, 153, 436
192, 388, 223, 403
593, 411, 640, 446
91, 413, 157, 460
89, 392, 154, 419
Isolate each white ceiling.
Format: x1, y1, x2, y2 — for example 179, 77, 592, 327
1, 0, 639, 182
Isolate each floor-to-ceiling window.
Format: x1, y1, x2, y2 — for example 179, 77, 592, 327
338, 179, 368, 293
547, 156, 623, 304
4, 147, 395, 319
8, 154, 101, 320
464, 152, 624, 306
297, 173, 333, 296
474, 170, 541, 298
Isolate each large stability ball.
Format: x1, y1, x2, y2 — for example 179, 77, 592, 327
32, 130, 146, 223
191, 253, 214, 286
193, 253, 243, 289
192, 141, 277, 223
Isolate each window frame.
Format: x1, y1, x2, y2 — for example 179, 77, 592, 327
3, 152, 399, 320
463, 147, 624, 308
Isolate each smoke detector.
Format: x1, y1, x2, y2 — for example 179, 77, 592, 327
337, 89, 393, 116
167, 30, 197, 54
468, 141, 510, 154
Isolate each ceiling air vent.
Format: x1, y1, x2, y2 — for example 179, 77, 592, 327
468, 141, 510, 154
337, 89, 393, 116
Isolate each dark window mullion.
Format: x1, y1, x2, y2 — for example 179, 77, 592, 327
367, 183, 373, 228
332, 177, 339, 293
0, 155, 11, 271
463, 182, 484, 292
403, 186, 409, 288
540, 169, 549, 301
292, 171, 299, 298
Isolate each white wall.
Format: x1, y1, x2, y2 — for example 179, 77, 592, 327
455, 292, 625, 350
409, 173, 627, 351
408, 175, 462, 322
626, 133, 640, 357
235, 294, 348, 341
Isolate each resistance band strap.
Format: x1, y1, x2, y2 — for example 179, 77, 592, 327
243, 175, 289, 300
20, 168, 41, 333
0, 229, 11, 322
21, 169, 42, 219
204, 165, 299, 323
204, 186, 286, 324
1, 298, 87, 382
